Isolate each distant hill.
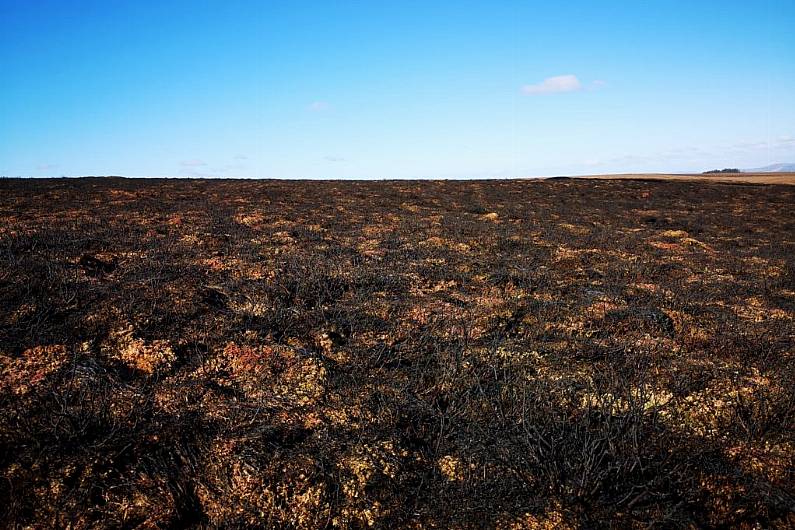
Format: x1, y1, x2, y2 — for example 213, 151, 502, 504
743, 163, 795, 173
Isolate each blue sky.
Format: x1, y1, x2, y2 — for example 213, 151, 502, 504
1, 1, 794, 178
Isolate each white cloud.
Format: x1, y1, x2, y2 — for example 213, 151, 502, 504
36, 163, 58, 171
324, 155, 345, 162
180, 159, 206, 167
233, 154, 248, 160
308, 101, 330, 112
776, 136, 795, 148
522, 74, 582, 95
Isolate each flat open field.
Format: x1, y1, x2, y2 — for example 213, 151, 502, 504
577, 172, 795, 185
1, 178, 794, 528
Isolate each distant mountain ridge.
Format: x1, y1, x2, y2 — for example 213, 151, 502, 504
743, 163, 795, 173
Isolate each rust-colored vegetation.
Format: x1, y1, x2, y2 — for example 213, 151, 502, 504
1, 177, 793, 528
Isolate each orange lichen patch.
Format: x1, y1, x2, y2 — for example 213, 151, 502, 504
304, 223, 327, 234
0, 344, 68, 395
311, 333, 333, 357
5, 302, 37, 328
651, 229, 715, 253
103, 326, 175, 375
779, 289, 795, 303
438, 455, 465, 481
268, 231, 296, 248
166, 214, 182, 226
418, 236, 472, 254
420, 236, 445, 247
120, 340, 175, 375
362, 225, 389, 237
579, 384, 674, 414
357, 238, 384, 257
399, 202, 421, 213
198, 451, 330, 528
108, 189, 138, 200
202, 256, 227, 271
627, 282, 661, 296
430, 279, 458, 293
241, 263, 267, 280
302, 410, 324, 430
428, 214, 444, 227
659, 229, 689, 238
633, 208, 661, 218
530, 291, 554, 302
222, 342, 282, 376
201, 256, 254, 276
733, 296, 791, 322
480, 212, 500, 222
179, 233, 201, 245
497, 504, 570, 530
334, 441, 407, 526
684, 324, 713, 345
552, 245, 582, 261
220, 343, 327, 405
584, 299, 625, 319
641, 282, 667, 296
234, 211, 267, 228
680, 237, 715, 252
452, 242, 471, 252
675, 368, 775, 437
403, 305, 434, 326
742, 255, 776, 270
662, 309, 690, 335
558, 222, 590, 235
726, 441, 795, 484
321, 403, 360, 431
649, 241, 685, 252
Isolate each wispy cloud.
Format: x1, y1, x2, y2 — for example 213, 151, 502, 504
308, 101, 330, 112
36, 163, 58, 171
233, 154, 249, 161
323, 155, 345, 162
729, 140, 769, 152
577, 134, 795, 174
584, 146, 719, 169
522, 74, 582, 95
213, 164, 245, 174
728, 136, 795, 152
180, 159, 206, 168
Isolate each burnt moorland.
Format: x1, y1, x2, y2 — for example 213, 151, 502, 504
1, 177, 793, 528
